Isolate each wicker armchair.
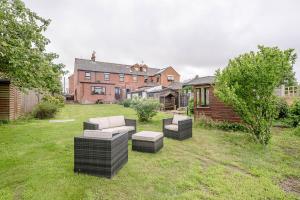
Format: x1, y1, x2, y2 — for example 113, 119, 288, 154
83, 117, 136, 139
163, 116, 192, 140
74, 132, 128, 178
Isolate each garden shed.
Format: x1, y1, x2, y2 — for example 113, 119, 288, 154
183, 76, 241, 123
159, 89, 178, 110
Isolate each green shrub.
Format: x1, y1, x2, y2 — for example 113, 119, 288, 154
131, 98, 160, 122
121, 99, 132, 107
195, 114, 248, 132
42, 94, 65, 108
287, 100, 300, 127
188, 98, 194, 116
32, 102, 59, 119
0, 120, 9, 125
195, 114, 216, 129
294, 126, 300, 137
275, 98, 289, 119
130, 97, 141, 108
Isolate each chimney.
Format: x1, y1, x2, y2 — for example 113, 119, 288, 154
91, 51, 96, 61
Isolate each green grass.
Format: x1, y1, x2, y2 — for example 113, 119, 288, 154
0, 104, 299, 200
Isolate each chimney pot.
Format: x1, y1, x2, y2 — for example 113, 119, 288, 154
91, 51, 96, 61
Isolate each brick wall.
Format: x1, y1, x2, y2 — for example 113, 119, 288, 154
160, 67, 180, 87
70, 65, 180, 104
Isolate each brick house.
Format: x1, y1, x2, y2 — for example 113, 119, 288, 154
68, 56, 180, 104
184, 76, 241, 123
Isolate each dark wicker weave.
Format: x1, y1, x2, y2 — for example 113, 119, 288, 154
132, 137, 163, 153
83, 118, 136, 139
163, 118, 193, 140
74, 132, 128, 178
124, 119, 136, 139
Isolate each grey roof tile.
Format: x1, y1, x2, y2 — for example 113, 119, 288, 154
183, 76, 215, 86
75, 58, 161, 76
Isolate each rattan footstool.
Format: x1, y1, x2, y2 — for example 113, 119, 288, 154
132, 131, 164, 153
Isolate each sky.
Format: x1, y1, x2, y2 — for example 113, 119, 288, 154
23, 0, 300, 83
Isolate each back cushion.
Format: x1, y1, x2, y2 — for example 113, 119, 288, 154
83, 130, 113, 139
108, 116, 125, 128
88, 117, 110, 129
172, 115, 189, 125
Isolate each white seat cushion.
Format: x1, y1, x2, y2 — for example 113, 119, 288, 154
132, 131, 163, 142
172, 115, 189, 125
165, 124, 178, 131
108, 116, 126, 128
102, 126, 135, 134
83, 130, 114, 139
88, 117, 110, 129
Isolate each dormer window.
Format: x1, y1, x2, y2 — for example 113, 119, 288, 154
85, 72, 91, 80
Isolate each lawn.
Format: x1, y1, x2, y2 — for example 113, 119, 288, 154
0, 104, 299, 200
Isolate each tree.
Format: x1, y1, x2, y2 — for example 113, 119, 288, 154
0, 0, 65, 93
214, 45, 297, 145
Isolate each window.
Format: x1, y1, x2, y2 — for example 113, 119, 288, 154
144, 76, 148, 83
104, 73, 110, 81
157, 76, 160, 82
91, 86, 105, 95
132, 75, 137, 82
119, 73, 124, 82
85, 72, 91, 80
196, 87, 209, 107
167, 75, 174, 81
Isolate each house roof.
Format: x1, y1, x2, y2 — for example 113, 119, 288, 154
74, 58, 161, 76
183, 76, 215, 86
167, 81, 183, 90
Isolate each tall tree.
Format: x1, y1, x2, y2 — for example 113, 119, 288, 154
215, 46, 297, 145
0, 0, 65, 93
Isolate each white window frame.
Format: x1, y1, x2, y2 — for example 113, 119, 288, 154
119, 73, 124, 82
85, 72, 91, 80
104, 73, 110, 81
167, 75, 174, 81
91, 86, 105, 95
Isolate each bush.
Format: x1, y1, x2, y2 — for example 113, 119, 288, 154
287, 100, 300, 127
294, 126, 300, 137
121, 99, 132, 107
42, 94, 64, 108
188, 98, 194, 116
275, 98, 289, 119
131, 98, 160, 122
195, 114, 248, 132
32, 102, 59, 119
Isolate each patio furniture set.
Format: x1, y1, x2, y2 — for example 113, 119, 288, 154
74, 115, 192, 178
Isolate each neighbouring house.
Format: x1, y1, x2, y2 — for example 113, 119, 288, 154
183, 76, 241, 123
0, 80, 41, 120
68, 53, 180, 104
130, 85, 164, 99
128, 81, 187, 110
